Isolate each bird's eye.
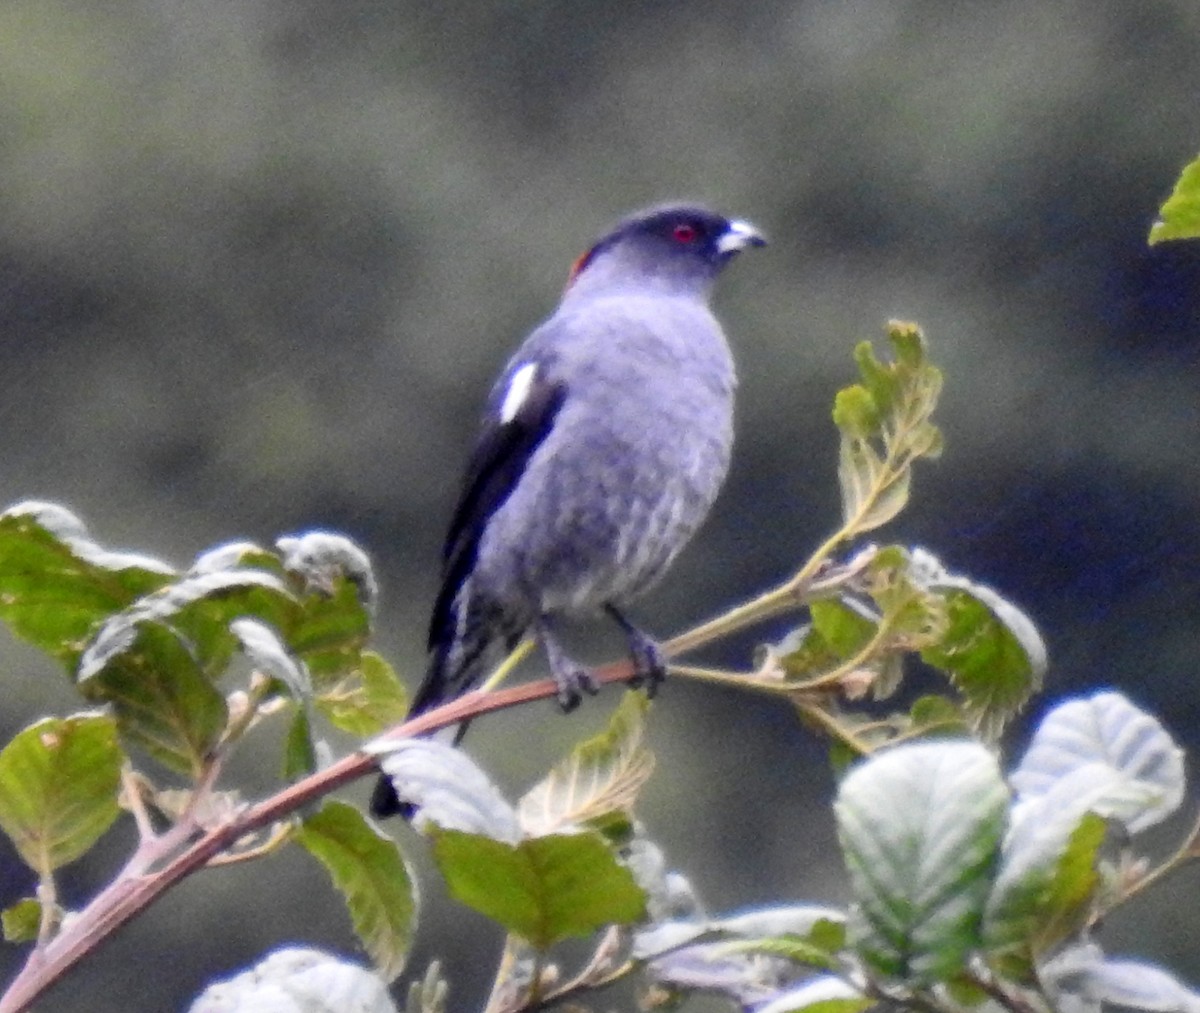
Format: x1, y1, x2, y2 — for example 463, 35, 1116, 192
671, 223, 699, 244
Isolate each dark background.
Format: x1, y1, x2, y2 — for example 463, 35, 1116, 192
1, 2, 1198, 1009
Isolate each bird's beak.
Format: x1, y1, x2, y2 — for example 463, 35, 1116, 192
716, 219, 768, 255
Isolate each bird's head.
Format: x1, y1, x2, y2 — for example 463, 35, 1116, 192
565, 203, 767, 296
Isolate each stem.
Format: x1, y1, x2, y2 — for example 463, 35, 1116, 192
1100, 809, 1200, 916
793, 699, 874, 756
665, 541, 875, 657
33, 874, 56, 954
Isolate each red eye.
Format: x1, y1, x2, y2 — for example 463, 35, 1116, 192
672, 223, 698, 244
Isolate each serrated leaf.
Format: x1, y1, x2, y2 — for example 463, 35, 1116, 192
756, 977, 872, 1013
835, 741, 1008, 984
431, 828, 646, 950
77, 622, 228, 776
0, 503, 174, 667
914, 552, 1046, 739
518, 691, 654, 836
833, 323, 942, 536
77, 569, 295, 683
366, 737, 520, 843
277, 531, 378, 611
316, 652, 409, 738
188, 945, 397, 1013
1149, 153, 1200, 245
1011, 692, 1184, 833
297, 802, 416, 982
0, 714, 123, 872
2, 898, 42, 942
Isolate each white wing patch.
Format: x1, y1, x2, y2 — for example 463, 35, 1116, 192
500, 362, 539, 424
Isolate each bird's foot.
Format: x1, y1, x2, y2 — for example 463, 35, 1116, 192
605, 605, 667, 698
552, 662, 601, 712
626, 631, 666, 698
539, 619, 601, 712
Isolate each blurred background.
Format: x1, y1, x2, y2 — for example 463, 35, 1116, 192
1, 1, 1198, 1009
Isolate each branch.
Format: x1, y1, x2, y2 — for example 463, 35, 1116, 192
1, 552, 869, 1012
0, 666, 634, 1013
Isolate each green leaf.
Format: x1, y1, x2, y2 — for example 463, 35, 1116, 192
2, 898, 43, 942
77, 622, 228, 777
809, 600, 875, 657
0, 714, 123, 872
297, 801, 417, 982
517, 690, 655, 836
288, 577, 374, 686
917, 560, 1047, 739
78, 569, 296, 684
195, 536, 373, 685
984, 812, 1106, 981
277, 532, 377, 683
284, 707, 319, 782
908, 695, 968, 737
0, 503, 174, 668
431, 829, 646, 950
720, 913, 848, 972
836, 741, 1008, 984
316, 652, 409, 738
1148, 153, 1200, 244
833, 323, 943, 536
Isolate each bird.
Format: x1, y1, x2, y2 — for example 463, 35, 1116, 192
371, 202, 766, 817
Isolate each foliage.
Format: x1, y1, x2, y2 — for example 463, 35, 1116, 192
0, 324, 1197, 1013
1149, 151, 1200, 244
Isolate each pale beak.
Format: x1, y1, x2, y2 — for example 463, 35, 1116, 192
716, 219, 768, 255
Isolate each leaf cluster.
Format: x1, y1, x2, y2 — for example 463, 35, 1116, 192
0, 323, 1197, 1013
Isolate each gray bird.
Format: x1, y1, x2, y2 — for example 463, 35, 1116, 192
371, 203, 765, 817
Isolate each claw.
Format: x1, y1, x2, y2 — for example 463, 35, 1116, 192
539, 617, 600, 713
553, 665, 600, 711
605, 605, 667, 698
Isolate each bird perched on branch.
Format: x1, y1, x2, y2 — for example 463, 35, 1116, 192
371, 203, 765, 817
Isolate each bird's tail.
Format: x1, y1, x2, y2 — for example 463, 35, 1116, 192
368, 622, 521, 818
368, 641, 455, 818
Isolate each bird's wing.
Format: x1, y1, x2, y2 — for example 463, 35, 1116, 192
427, 354, 567, 654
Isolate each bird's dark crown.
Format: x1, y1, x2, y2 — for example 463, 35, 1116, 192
567, 203, 755, 285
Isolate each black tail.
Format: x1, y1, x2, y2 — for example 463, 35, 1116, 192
368, 623, 519, 819
368, 641, 454, 819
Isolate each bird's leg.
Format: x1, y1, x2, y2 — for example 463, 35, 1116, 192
536, 616, 601, 712
604, 604, 667, 698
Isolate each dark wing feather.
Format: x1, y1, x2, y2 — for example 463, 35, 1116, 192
426, 363, 567, 657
